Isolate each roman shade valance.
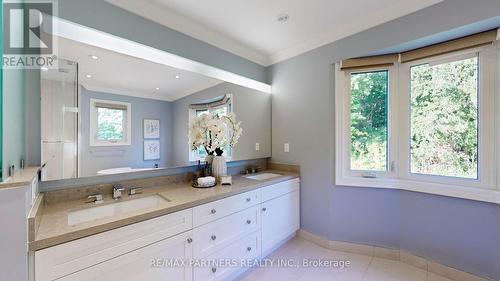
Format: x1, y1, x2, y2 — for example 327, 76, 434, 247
189, 94, 232, 110
94, 102, 128, 110
341, 28, 499, 69
400, 29, 498, 63
340, 54, 399, 71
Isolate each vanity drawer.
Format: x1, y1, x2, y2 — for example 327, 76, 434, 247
193, 205, 260, 258
261, 178, 300, 202
193, 231, 260, 281
35, 209, 193, 281
193, 189, 260, 227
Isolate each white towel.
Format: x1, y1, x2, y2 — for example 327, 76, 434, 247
198, 176, 216, 186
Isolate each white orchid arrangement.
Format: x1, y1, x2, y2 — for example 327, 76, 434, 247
190, 112, 243, 156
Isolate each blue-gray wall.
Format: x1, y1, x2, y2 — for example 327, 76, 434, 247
80, 88, 173, 177
57, 0, 267, 83
268, 0, 500, 279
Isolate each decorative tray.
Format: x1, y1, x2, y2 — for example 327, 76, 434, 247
192, 181, 217, 188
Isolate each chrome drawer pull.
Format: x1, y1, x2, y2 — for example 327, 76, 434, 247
247, 247, 252, 252
210, 209, 217, 214
246, 197, 251, 202
211, 235, 217, 241
262, 207, 267, 212
187, 238, 193, 244
212, 267, 217, 273
246, 219, 251, 224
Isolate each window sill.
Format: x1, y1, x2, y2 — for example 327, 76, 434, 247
335, 177, 500, 205
90, 142, 131, 147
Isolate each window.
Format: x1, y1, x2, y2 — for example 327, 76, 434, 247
409, 56, 479, 179
90, 99, 131, 146
350, 70, 389, 172
189, 95, 233, 161
335, 46, 498, 201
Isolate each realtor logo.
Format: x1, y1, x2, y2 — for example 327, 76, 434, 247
3, 1, 57, 68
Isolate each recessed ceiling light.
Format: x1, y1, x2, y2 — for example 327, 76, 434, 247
85, 74, 92, 78
155, 87, 160, 90
277, 13, 289, 23
175, 75, 180, 79
41, 67, 49, 71
89, 55, 99, 60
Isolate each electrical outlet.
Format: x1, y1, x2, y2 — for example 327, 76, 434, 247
284, 143, 290, 153
255, 143, 260, 151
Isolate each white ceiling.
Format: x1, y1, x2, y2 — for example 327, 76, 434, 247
55, 36, 223, 101
106, 0, 442, 66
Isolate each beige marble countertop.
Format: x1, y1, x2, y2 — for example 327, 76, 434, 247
0, 166, 40, 189
30, 171, 299, 251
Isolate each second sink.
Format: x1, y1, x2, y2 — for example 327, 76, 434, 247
244, 172, 281, 181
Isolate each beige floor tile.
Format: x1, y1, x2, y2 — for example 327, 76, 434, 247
238, 237, 471, 281
240, 237, 372, 281
362, 257, 427, 281
237, 266, 302, 281
428, 272, 457, 281
296, 249, 372, 281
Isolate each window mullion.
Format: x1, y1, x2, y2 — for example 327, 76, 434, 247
398, 65, 411, 181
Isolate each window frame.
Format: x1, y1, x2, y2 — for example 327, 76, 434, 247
336, 64, 398, 186
398, 49, 495, 189
89, 98, 131, 147
335, 45, 499, 201
188, 96, 234, 162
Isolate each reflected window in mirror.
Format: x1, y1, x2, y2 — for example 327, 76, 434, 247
189, 95, 233, 162
90, 99, 131, 146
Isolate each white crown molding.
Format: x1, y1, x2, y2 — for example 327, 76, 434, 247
105, 0, 270, 66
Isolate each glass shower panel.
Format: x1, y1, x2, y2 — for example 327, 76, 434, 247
41, 59, 78, 180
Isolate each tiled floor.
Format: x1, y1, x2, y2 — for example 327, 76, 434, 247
237, 237, 456, 281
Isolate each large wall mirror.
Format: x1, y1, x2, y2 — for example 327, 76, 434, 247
39, 25, 271, 181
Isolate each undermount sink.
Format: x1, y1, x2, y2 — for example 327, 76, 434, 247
68, 195, 168, 226
244, 172, 281, 181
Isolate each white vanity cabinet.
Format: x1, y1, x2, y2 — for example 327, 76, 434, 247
59, 231, 194, 281
34, 178, 300, 281
35, 209, 193, 281
261, 178, 300, 255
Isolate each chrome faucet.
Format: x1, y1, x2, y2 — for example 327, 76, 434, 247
112, 184, 125, 200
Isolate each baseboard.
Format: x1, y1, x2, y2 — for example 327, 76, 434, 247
297, 229, 490, 281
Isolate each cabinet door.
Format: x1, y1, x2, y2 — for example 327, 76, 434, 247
59, 231, 194, 281
261, 190, 300, 255
193, 231, 260, 281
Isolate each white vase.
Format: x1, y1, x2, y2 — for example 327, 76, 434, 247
211, 156, 227, 179
205, 154, 214, 164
